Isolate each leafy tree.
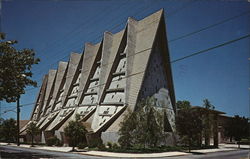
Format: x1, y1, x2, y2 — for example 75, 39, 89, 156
225, 115, 249, 142
176, 101, 203, 152
0, 33, 40, 102
118, 97, 166, 148
118, 109, 136, 148
64, 114, 87, 151
203, 99, 215, 110
176, 100, 191, 110
26, 122, 40, 146
0, 118, 17, 143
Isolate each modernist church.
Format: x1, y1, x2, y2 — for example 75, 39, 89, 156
22, 9, 176, 145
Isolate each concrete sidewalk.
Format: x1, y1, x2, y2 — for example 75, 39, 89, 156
191, 147, 236, 154
219, 143, 250, 149
77, 151, 188, 158
0, 142, 246, 158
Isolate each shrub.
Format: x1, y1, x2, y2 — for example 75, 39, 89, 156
107, 142, 112, 149
78, 143, 88, 149
46, 136, 61, 146
88, 138, 102, 148
97, 143, 106, 150
112, 143, 119, 149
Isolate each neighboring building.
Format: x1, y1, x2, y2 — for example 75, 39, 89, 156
217, 114, 234, 143
21, 9, 176, 145
191, 106, 225, 147
19, 120, 29, 143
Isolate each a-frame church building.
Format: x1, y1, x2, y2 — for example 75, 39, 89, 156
22, 9, 176, 145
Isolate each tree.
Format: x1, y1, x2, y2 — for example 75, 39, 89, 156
118, 97, 166, 148
26, 122, 40, 147
0, 33, 40, 102
225, 115, 249, 142
0, 118, 17, 143
176, 100, 191, 110
118, 109, 136, 148
64, 115, 87, 151
176, 101, 203, 152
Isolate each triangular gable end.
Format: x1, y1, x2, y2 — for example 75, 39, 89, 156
137, 10, 176, 131
125, 9, 163, 111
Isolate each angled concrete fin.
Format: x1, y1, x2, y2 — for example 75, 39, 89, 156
30, 74, 48, 121
62, 53, 83, 108
77, 42, 102, 105
35, 75, 49, 122
70, 42, 102, 125
50, 61, 68, 111
41, 69, 57, 116
61, 53, 82, 107
91, 29, 126, 131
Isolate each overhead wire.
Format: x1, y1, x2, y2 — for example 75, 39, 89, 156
2, 33, 250, 112
169, 10, 250, 43
24, 9, 250, 93
23, 0, 195, 92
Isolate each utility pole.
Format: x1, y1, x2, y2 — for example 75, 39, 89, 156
0, 101, 1, 119
17, 96, 20, 146
0, 0, 2, 32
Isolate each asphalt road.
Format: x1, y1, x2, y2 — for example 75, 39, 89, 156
167, 149, 249, 159
0, 146, 110, 159
0, 145, 249, 159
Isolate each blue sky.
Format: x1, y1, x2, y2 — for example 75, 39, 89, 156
1, 0, 249, 120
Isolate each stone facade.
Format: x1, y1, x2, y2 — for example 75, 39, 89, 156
22, 9, 176, 145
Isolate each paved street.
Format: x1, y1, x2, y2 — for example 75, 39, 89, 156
167, 149, 249, 159
0, 146, 110, 159
0, 145, 249, 159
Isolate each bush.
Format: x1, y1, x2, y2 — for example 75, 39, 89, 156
112, 143, 119, 149
88, 138, 102, 148
107, 142, 112, 149
46, 136, 61, 146
78, 143, 88, 149
97, 143, 106, 150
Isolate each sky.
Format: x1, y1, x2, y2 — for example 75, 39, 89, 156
0, 0, 249, 120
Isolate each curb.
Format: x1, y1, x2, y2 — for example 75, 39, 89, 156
0, 144, 245, 158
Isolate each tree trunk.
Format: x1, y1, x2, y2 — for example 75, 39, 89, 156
72, 137, 76, 151
31, 135, 34, 147
188, 138, 191, 153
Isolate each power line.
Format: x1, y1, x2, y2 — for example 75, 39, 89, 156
23, 2, 162, 90
31, 0, 194, 79
171, 34, 250, 63
3, 33, 250, 111
28, 0, 132, 77
169, 10, 250, 43
24, 9, 250, 93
